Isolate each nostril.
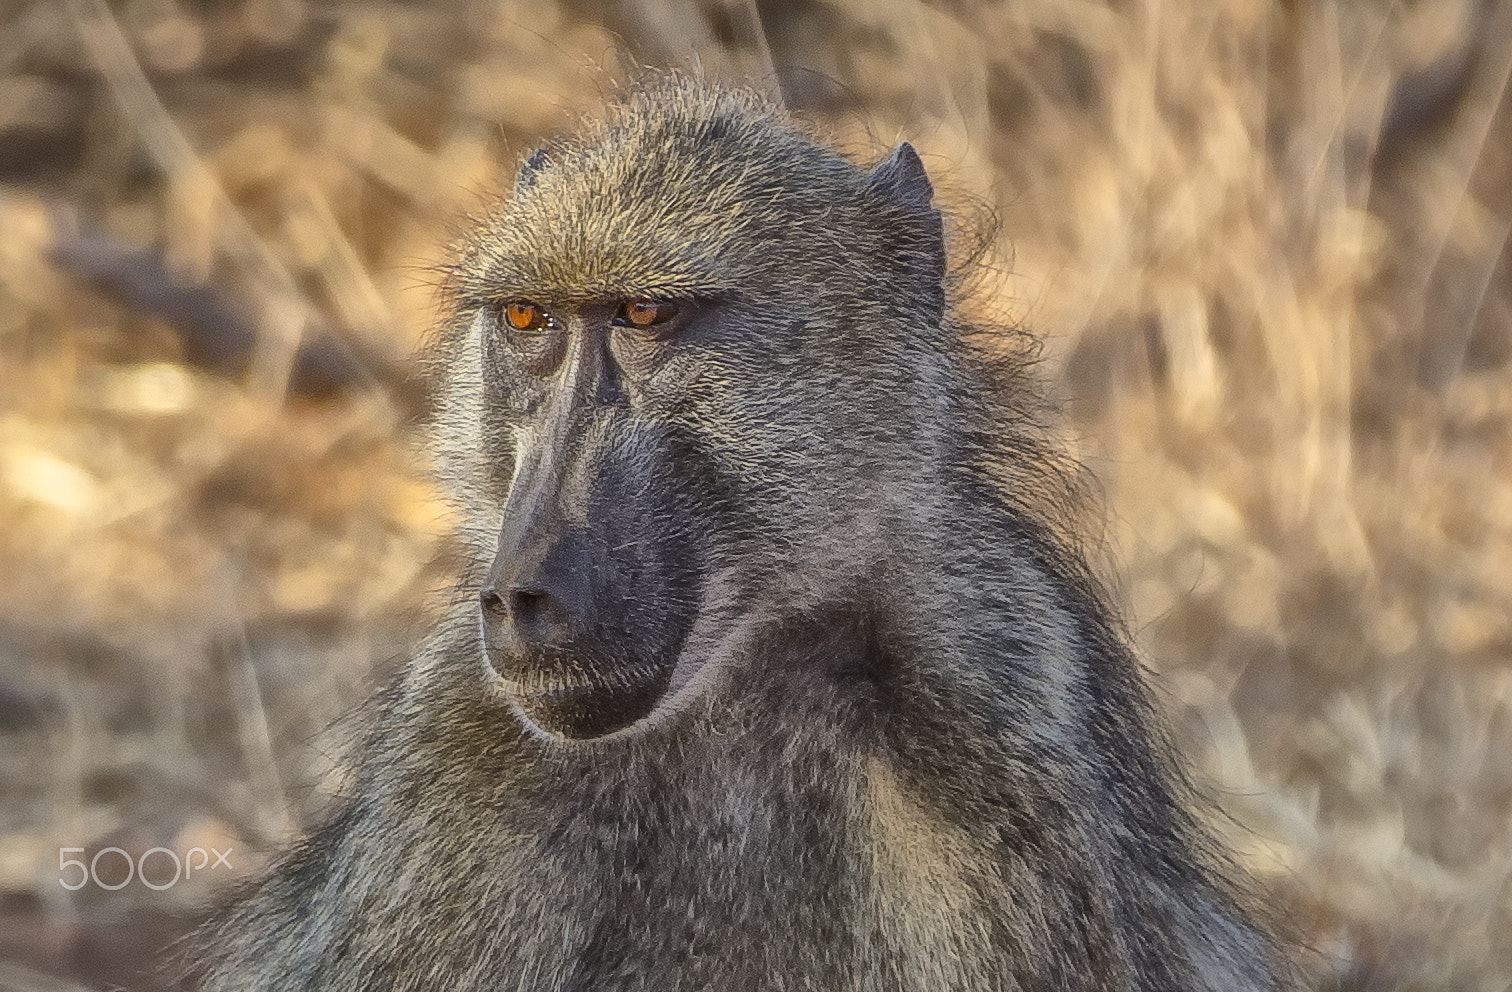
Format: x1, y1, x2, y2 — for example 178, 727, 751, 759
511, 589, 546, 625
509, 588, 570, 643
479, 588, 507, 618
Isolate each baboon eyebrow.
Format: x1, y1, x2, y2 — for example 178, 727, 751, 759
457, 239, 736, 302
455, 281, 718, 317
464, 263, 723, 303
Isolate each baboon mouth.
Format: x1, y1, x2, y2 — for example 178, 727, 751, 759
499, 665, 671, 741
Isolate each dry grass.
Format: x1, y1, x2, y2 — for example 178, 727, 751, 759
0, 0, 1509, 989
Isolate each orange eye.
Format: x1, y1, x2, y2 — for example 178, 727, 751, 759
618, 300, 677, 329
502, 301, 546, 331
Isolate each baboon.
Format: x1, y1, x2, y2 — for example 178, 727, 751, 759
198, 77, 1290, 991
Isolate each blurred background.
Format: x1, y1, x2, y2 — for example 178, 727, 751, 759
0, 0, 1509, 989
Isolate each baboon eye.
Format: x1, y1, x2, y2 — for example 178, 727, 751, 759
491, 300, 563, 373
615, 300, 678, 330
501, 301, 549, 333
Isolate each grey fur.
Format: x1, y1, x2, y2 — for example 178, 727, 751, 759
196, 76, 1291, 992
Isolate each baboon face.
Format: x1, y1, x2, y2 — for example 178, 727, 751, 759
472, 296, 712, 741
453, 87, 947, 742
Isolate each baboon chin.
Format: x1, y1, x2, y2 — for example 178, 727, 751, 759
198, 76, 1291, 992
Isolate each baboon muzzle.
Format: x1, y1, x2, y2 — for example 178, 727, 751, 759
477, 362, 703, 740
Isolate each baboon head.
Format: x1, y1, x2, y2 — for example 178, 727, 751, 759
440, 80, 951, 741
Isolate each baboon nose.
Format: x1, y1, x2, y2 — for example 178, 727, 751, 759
481, 534, 595, 652
507, 587, 573, 645
479, 583, 576, 650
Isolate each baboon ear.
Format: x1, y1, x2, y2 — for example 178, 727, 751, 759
867, 142, 934, 212
514, 148, 551, 196
869, 143, 946, 300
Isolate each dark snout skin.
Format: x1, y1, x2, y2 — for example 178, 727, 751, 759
480, 526, 593, 653
478, 309, 705, 740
